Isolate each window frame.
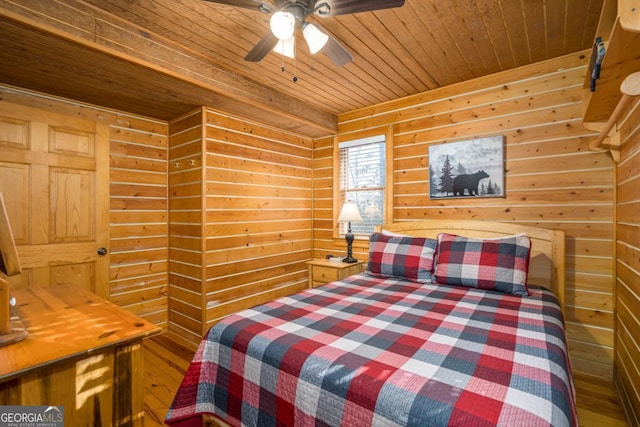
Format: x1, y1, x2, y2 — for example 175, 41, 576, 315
333, 128, 394, 240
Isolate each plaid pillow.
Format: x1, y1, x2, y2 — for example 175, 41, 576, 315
367, 232, 437, 283
433, 233, 531, 296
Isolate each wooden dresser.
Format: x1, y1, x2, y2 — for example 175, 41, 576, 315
0, 284, 161, 426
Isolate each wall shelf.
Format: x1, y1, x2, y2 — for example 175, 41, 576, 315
582, 0, 640, 124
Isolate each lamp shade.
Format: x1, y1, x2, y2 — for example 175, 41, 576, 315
365, 204, 380, 216
303, 23, 329, 54
273, 36, 295, 58
338, 201, 363, 223
270, 11, 295, 40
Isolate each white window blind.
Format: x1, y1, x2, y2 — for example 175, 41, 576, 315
339, 136, 385, 235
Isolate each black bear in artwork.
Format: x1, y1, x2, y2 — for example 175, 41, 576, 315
452, 170, 489, 196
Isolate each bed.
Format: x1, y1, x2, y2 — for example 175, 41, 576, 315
165, 220, 576, 427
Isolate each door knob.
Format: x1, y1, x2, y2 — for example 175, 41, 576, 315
97, 247, 108, 256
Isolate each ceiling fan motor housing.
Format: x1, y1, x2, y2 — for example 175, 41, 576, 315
283, 1, 313, 28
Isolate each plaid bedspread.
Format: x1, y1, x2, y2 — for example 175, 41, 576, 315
166, 273, 577, 427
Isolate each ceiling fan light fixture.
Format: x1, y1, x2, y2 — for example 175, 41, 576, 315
273, 36, 295, 58
303, 23, 329, 54
270, 11, 295, 40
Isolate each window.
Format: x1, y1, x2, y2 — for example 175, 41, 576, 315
338, 135, 386, 236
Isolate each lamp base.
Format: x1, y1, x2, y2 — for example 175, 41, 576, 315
0, 317, 28, 347
343, 226, 358, 264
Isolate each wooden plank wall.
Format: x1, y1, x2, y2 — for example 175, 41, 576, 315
108, 114, 169, 327
202, 108, 313, 329
615, 96, 640, 425
312, 51, 616, 380
167, 107, 314, 347
168, 109, 205, 345
0, 84, 170, 328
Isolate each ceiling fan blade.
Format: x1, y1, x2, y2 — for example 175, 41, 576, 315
321, 35, 352, 67
317, 0, 405, 16
202, 0, 274, 12
245, 31, 279, 62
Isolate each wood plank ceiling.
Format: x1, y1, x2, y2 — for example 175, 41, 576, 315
0, 0, 604, 137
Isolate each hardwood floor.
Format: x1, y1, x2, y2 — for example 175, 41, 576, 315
143, 334, 630, 427
144, 334, 195, 426
573, 372, 630, 427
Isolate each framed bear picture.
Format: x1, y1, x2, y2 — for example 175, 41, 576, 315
428, 136, 504, 199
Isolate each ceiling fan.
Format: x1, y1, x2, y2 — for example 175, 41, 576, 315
203, 0, 406, 67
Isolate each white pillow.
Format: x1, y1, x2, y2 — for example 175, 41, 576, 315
381, 229, 410, 237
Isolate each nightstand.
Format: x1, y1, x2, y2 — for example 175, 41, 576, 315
306, 259, 364, 288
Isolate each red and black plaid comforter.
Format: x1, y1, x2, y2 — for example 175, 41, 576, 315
166, 273, 577, 427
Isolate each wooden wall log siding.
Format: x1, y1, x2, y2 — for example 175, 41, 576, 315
312, 51, 617, 380
168, 109, 206, 346
167, 107, 314, 347
108, 115, 169, 327
202, 106, 314, 325
614, 96, 640, 426
0, 84, 170, 327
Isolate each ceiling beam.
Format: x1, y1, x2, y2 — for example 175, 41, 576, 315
0, 1, 337, 136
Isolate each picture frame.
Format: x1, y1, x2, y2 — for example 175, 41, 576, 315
428, 135, 504, 199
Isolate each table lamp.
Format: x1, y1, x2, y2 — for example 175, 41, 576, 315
338, 201, 363, 263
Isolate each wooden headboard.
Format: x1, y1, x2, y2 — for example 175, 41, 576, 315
378, 220, 566, 309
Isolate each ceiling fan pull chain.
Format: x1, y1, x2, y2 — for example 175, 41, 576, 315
292, 36, 298, 83
293, 49, 298, 83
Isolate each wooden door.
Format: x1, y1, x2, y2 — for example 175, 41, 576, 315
0, 102, 109, 298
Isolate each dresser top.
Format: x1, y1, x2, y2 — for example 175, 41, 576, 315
0, 284, 161, 381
